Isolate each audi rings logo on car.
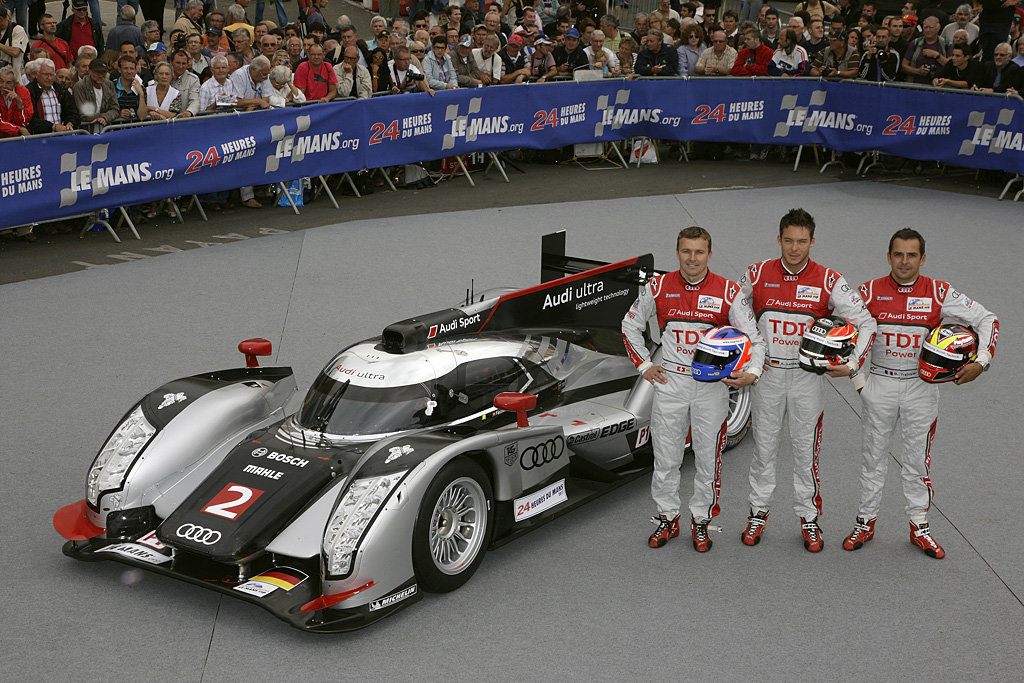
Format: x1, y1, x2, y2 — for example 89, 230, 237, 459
519, 436, 565, 471
251, 447, 268, 457
176, 524, 222, 545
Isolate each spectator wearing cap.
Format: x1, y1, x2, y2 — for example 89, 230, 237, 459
169, 49, 200, 114
71, 56, 118, 127
205, 12, 231, 51
56, 0, 103, 59
148, 41, 169, 65
423, 34, 459, 90
0, 7, 28, 80
529, 35, 557, 80
901, 14, 948, 83
451, 34, 483, 85
585, 29, 620, 74
293, 43, 336, 101
27, 57, 79, 133
635, 28, 679, 75
497, 32, 531, 83
472, 33, 501, 84
107, 7, 147, 59
898, 13, 919, 45
793, 0, 840, 21
0, 65, 33, 138
810, 28, 861, 76
761, 8, 782, 49
333, 44, 370, 97
553, 26, 589, 74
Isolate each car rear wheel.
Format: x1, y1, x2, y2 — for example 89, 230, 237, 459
725, 386, 752, 450
413, 457, 493, 593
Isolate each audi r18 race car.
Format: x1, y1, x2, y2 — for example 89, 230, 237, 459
53, 233, 751, 633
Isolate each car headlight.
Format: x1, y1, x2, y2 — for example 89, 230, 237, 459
323, 472, 406, 578
86, 405, 156, 507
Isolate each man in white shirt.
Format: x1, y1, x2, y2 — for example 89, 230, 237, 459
472, 33, 502, 85
199, 54, 239, 111
0, 8, 29, 80
584, 29, 620, 73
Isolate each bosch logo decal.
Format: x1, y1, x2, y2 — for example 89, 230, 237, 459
520, 437, 565, 471
252, 449, 308, 467
369, 584, 418, 611
503, 443, 518, 466
176, 524, 222, 545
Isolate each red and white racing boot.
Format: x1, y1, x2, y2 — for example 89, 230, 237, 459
649, 514, 680, 548
691, 517, 713, 553
741, 509, 769, 546
800, 516, 824, 553
843, 517, 876, 551
910, 521, 946, 559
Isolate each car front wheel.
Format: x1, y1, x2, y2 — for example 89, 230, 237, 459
412, 457, 493, 593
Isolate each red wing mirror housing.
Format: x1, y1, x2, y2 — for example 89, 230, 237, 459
494, 392, 538, 428
239, 338, 273, 367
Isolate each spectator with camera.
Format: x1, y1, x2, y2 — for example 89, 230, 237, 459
901, 15, 949, 82
72, 58, 118, 129
384, 45, 434, 95
113, 55, 146, 120
810, 28, 861, 77
859, 24, 901, 80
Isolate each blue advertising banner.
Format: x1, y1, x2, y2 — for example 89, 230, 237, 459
2, 79, 1022, 229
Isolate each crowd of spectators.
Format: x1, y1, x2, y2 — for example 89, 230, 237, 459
2, 0, 1024, 241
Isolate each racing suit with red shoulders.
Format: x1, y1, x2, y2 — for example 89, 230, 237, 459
739, 258, 876, 520
623, 269, 765, 522
857, 275, 998, 520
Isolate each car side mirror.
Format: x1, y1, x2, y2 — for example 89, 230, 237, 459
238, 338, 272, 367
494, 392, 537, 428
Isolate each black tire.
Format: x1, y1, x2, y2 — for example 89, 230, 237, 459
412, 457, 493, 593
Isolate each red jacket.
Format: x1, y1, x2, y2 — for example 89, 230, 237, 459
0, 85, 34, 137
732, 43, 775, 77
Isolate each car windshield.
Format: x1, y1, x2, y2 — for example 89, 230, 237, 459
297, 375, 438, 436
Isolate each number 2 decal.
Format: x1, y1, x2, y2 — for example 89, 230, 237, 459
202, 483, 265, 520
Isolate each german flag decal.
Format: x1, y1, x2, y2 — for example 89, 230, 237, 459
233, 567, 308, 598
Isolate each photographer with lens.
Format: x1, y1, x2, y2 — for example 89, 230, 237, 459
858, 24, 900, 81
386, 45, 434, 95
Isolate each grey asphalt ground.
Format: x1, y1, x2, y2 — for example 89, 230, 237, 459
2, 180, 1022, 683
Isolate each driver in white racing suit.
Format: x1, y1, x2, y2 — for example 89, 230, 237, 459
622, 227, 765, 552
844, 228, 998, 558
738, 208, 876, 552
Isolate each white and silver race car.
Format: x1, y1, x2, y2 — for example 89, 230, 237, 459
53, 233, 751, 632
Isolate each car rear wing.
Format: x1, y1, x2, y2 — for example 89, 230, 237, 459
381, 232, 654, 354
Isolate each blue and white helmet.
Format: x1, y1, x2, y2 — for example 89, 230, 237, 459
691, 326, 753, 382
